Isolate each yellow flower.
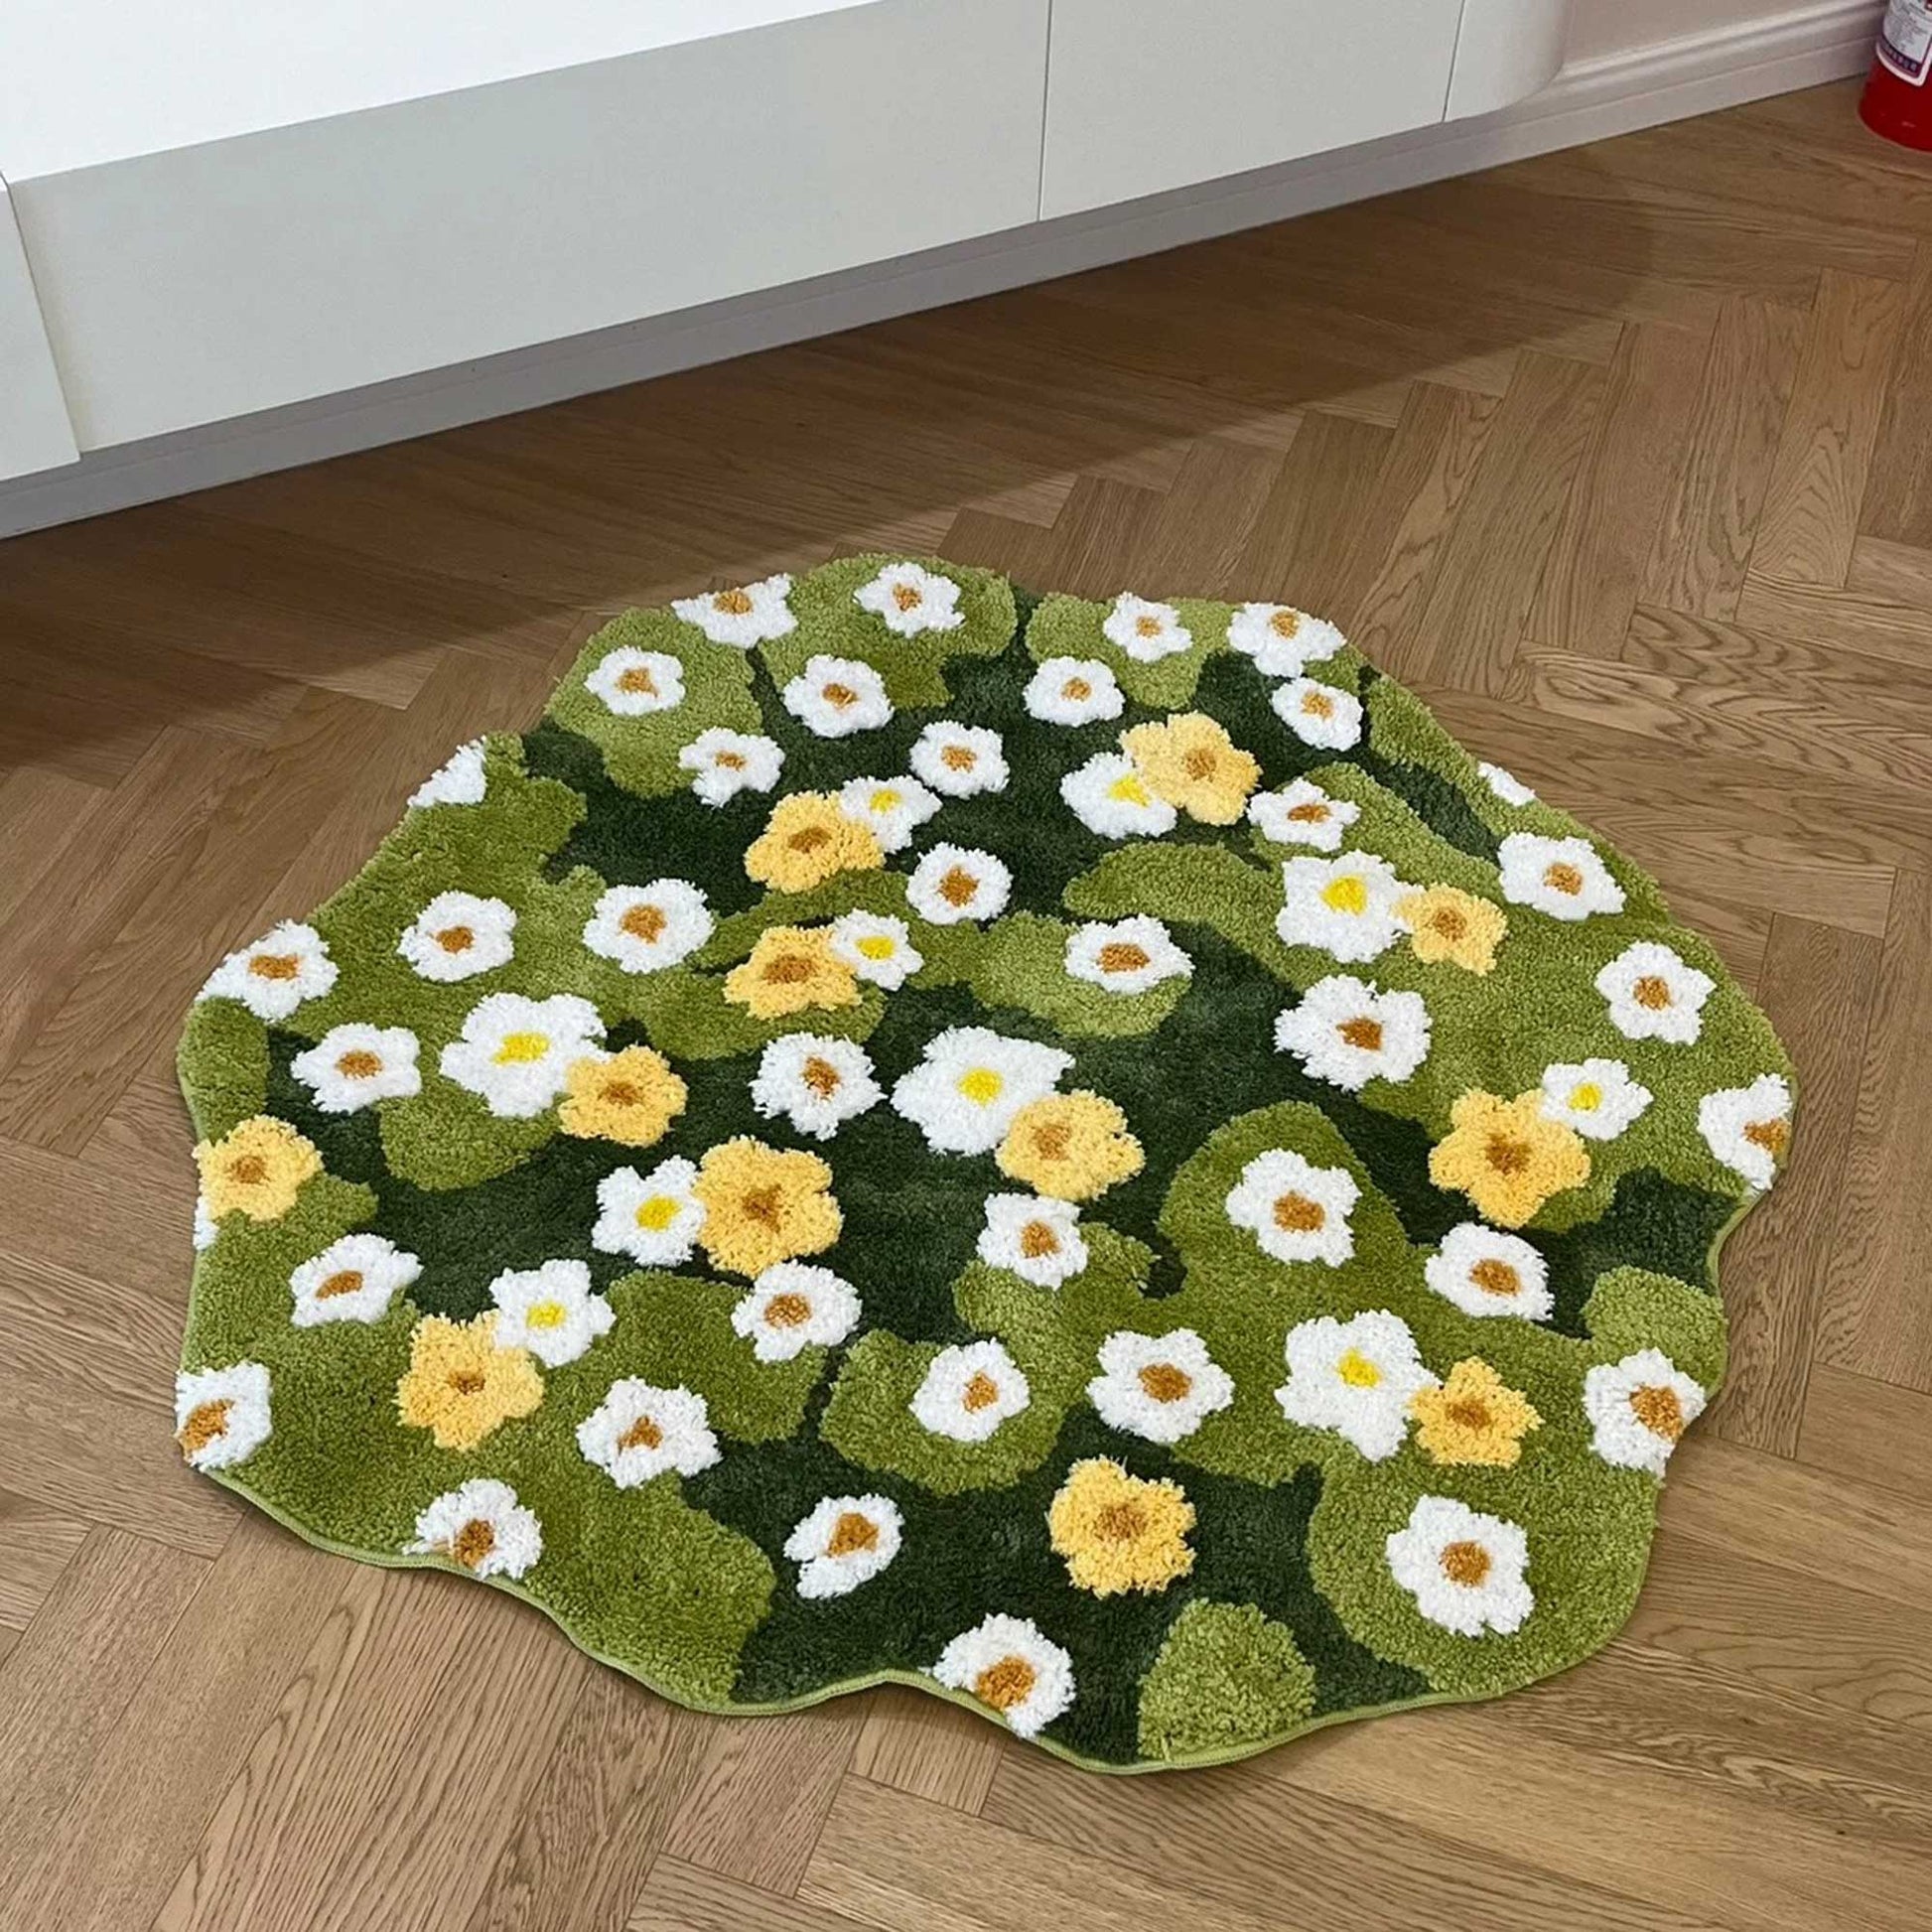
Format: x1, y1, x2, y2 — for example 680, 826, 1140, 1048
996, 1091, 1143, 1201
558, 1045, 687, 1146
1047, 1457, 1194, 1596
1119, 713, 1260, 824
1395, 886, 1507, 974
745, 792, 884, 893
195, 1115, 322, 1222
395, 1312, 543, 1451
693, 1136, 842, 1276
1410, 1359, 1542, 1467
1429, 1089, 1589, 1227
723, 926, 862, 1021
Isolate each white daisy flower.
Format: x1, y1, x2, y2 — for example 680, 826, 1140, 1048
1102, 593, 1191, 662
1061, 752, 1178, 840
731, 1263, 862, 1363
439, 992, 604, 1117
1276, 1311, 1436, 1461
891, 1027, 1073, 1155
398, 892, 516, 983
1276, 853, 1409, 964
751, 1034, 882, 1141
782, 653, 894, 737
1386, 1495, 1534, 1637
409, 738, 488, 809
1596, 941, 1716, 1045
587, 645, 686, 716
910, 1339, 1031, 1443
1274, 976, 1430, 1092
909, 721, 1008, 797
406, 1478, 542, 1580
837, 773, 942, 854
1227, 603, 1346, 676
1478, 759, 1537, 806
592, 1157, 704, 1267
905, 845, 1012, 925
193, 1193, 217, 1251
1497, 833, 1625, 920
1272, 677, 1363, 751
289, 1024, 422, 1113
977, 1192, 1088, 1289
582, 880, 714, 974
1225, 1148, 1359, 1267
678, 728, 784, 806
1063, 917, 1192, 996
577, 1380, 721, 1487
786, 1494, 903, 1599
828, 911, 923, 989
1697, 1073, 1792, 1189
289, 1232, 421, 1326
853, 560, 965, 636
1025, 655, 1126, 726
932, 1613, 1074, 1737
197, 920, 338, 1023
1540, 1057, 1652, 1141
1087, 1328, 1234, 1446
1424, 1223, 1554, 1320
1584, 1349, 1707, 1475
1248, 777, 1359, 854
671, 572, 795, 647
174, 1361, 272, 1470
488, 1258, 614, 1367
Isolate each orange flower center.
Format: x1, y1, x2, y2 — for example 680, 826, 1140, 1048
450, 1519, 496, 1569
1469, 1258, 1521, 1298
1020, 1220, 1060, 1258
937, 867, 979, 906
618, 666, 658, 696
315, 1268, 364, 1301
1337, 1017, 1383, 1050
1629, 1384, 1686, 1441
1139, 1362, 1192, 1403
1098, 942, 1151, 974
822, 682, 859, 709
621, 903, 667, 942
1484, 1134, 1533, 1175
800, 1056, 843, 1097
1440, 1540, 1491, 1587
1273, 1191, 1323, 1232
619, 1414, 663, 1451
827, 1511, 879, 1556
1632, 974, 1673, 1010
974, 1655, 1036, 1711
763, 1292, 813, 1328
1543, 862, 1584, 896
248, 952, 302, 980
177, 1399, 231, 1454
336, 1049, 382, 1077
714, 588, 755, 615
961, 1371, 1002, 1412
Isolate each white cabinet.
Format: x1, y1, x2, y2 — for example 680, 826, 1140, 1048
5, 0, 1051, 451
0, 1, 1574, 507
1041, 0, 1466, 218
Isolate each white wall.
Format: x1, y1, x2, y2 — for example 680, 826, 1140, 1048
1568, 0, 1872, 60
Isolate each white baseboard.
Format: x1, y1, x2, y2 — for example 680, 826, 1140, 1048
0, 0, 1884, 541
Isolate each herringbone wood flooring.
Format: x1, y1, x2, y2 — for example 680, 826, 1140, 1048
3, 77, 1931, 1932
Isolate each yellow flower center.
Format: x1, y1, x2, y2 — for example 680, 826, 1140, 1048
635, 1195, 681, 1231
1302, 690, 1335, 720
1269, 609, 1303, 639
1134, 614, 1165, 638
868, 787, 901, 814
1107, 772, 1151, 805
493, 1032, 550, 1064
525, 1301, 566, 1330
941, 744, 977, 770
855, 934, 896, 960
1320, 875, 1369, 915
1336, 1348, 1382, 1388
1569, 1081, 1603, 1112
958, 1067, 1004, 1106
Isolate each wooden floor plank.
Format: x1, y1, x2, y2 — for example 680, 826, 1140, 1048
1748, 269, 1906, 588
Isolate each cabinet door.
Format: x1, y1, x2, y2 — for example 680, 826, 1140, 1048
1041, 0, 1464, 217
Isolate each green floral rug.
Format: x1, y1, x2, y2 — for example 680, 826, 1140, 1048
176, 556, 1792, 1772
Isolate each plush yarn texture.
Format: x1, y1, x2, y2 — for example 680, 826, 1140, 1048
175, 557, 1793, 1772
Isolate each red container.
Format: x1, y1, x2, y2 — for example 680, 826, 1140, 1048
1863, 1, 1932, 150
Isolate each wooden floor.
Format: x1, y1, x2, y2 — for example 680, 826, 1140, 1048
2, 76, 1931, 1932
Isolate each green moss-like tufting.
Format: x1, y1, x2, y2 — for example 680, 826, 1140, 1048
176, 557, 1792, 1773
